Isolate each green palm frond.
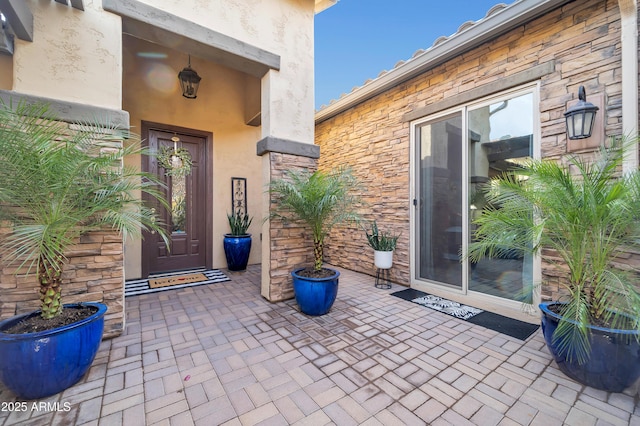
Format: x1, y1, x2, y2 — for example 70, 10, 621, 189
0, 100, 169, 318
466, 138, 640, 363
268, 166, 364, 270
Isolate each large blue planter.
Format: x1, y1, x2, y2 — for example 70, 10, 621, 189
223, 234, 252, 271
0, 302, 106, 400
540, 302, 640, 392
291, 268, 340, 316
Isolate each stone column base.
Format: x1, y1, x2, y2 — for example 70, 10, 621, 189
257, 137, 319, 302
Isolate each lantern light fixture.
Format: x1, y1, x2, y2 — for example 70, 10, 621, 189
564, 86, 599, 140
178, 55, 201, 99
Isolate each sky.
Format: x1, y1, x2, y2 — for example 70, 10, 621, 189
314, 0, 515, 110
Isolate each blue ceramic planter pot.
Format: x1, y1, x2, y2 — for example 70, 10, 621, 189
0, 302, 106, 400
540, 302, 640, 392
291, 268, 340, 316
223, 234, 252, 271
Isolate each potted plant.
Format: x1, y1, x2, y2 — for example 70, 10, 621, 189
365, 221, 400, 269
223, 210, 253, 271
466, 141, 640, 392
0, 101, 168, 399
268, 167, 363, 316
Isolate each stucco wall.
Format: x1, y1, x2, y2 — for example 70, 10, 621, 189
135, 0, 316, 144
315, 0, 626, 302
122, 35, 263, 279
11, 0, 315, 142
13, 1, 122, 108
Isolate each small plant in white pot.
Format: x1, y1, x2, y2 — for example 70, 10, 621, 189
365, 221, 400, 269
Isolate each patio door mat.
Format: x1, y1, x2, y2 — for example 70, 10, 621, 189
149, 273, 208, 288
125, 269, 230, 297
391, 288, 539, 341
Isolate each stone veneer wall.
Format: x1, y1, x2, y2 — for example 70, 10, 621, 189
316, 0, 629, 301
265, 152, 317, 302
0, 119, 126, 338
0, 230, 125, 339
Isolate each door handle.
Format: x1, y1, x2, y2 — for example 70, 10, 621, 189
150, 208, 156, 234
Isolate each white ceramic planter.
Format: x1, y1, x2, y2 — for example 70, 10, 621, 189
374, 250, 393, 269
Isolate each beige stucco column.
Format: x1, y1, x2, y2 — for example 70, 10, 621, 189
258, 0, 319, 300
618, 0, 639, 173
258, 66, 320, 302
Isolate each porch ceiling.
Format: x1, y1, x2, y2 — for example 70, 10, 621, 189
103, 0, 280, 79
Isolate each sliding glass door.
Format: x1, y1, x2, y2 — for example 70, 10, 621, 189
415, 113, 463, 289
412, 87, 536, 307
467, 93, 534, 301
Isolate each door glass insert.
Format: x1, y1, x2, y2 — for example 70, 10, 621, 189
416, 113, 463, 288
171, 174, 187, 233
467, 92, 534, 301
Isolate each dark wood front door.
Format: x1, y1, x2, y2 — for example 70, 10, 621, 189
142, 122, 212, 276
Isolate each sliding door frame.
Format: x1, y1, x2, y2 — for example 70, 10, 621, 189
409, 83, 542, 322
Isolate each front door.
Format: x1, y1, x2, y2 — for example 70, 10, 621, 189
142, 122, 212, 276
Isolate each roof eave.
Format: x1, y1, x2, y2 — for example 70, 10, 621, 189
315, 0, 573, 124
315, 0, 337, 14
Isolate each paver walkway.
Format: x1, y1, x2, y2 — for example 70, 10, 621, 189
1, 265, 639, 425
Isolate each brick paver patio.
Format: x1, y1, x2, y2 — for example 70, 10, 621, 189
1, 265, 639, 425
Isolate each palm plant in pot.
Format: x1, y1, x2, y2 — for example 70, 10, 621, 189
224, 210, 253, 271
467, 141, 640, 392
268, 166, 363, 316
0, 101, 168, 399
365, 221, 400, 269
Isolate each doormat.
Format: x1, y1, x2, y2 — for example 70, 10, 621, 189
125, 269, 230, 297
391, 288, 539, 341
148, 273, 208, 288
412, 294, 483, 320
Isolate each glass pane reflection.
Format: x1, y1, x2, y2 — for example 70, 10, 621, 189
416, 113, 463, 288
468, 92, 533, 301
171, 173, 186, 233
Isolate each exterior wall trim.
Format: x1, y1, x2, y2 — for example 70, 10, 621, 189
618, 0, 639, 173
257, 136, 320, 159
402, 60, 555, 122
0, 0, 34, 42
0, 90, 130, 128
314, 0, 337, 13
102, 0, 280, 78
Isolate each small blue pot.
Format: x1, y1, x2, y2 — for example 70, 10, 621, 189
0, 302, 107, 400
291, 268, 340, 316
540, 301, 640, 392
223, 234, 252, 271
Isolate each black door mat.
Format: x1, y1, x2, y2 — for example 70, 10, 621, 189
391, 288, 539, 341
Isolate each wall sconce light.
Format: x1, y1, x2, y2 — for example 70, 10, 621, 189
564, 86, 599, 140
178, 55, 201, 99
